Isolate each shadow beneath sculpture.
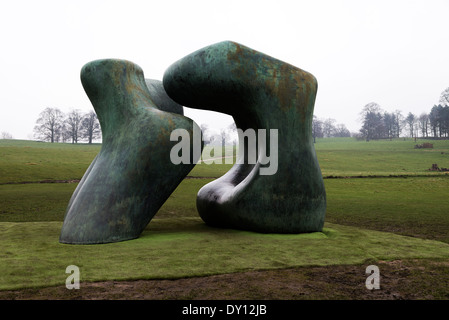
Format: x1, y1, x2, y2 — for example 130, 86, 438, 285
59, 41, 326, 244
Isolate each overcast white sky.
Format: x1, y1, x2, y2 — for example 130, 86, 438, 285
1, 0, 448, 140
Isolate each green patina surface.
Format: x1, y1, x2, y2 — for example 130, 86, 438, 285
59, 59, 200, 244
60, 41, 326, 242
163, 41, 326, 233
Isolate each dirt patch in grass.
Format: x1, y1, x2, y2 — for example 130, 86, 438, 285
2, 259, 448, 300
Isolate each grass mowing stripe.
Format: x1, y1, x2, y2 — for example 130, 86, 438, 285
0, 183, 78, 222
0, 140, 100, 184
1, 218, 449, 291
3, 138, 449, 183
324, 176, 449, 243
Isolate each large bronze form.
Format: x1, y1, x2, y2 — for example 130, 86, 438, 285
59, 59, 201, 244
60, 41, 326, 244
163, 41, 326, 233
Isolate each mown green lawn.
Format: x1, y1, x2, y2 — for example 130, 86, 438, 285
315, 137, 449, 177
324, 176, 449, 243
2, 218, 449, 291
2, 138, 449, 183
0, 140, 100, 184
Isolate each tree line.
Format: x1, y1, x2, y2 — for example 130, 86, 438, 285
312, 117, 351, 141
27, 86, 449, 144
33, 107, 101, 144
358, 87, 449, 140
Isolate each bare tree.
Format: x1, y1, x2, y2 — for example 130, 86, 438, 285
59, 123, 71, 143
439, 87, 449, 106
66, 109, 83, 144
383, 111, 403, 139
33, 107, 65, 143
333, 124, 351, 137
360, 102, 383, 119
312, 116, 323, 143
359, 103, 385, 140
1, 131, 13, 139
383, 112, 394, 139
322, 118, 336, 138
81, 111, 101, 144
405, 112, 416, 138
393, 110, 404, 138
418, 113, 429, 138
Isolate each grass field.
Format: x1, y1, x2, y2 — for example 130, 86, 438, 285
316, 137, 449, 177
1, 138, 449, 299
2, 138, 449, 183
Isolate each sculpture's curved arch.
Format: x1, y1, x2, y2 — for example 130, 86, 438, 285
163, 41, 326, 233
